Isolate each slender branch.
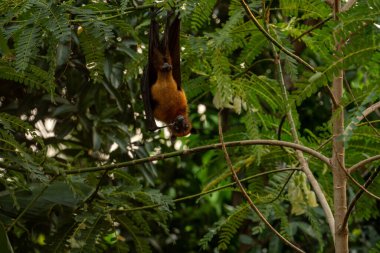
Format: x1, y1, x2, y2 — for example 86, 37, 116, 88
334, 149, 380, 201
349, 155, 380, 174
240, 0, 316, 72
70, 3, 163, 23
261, 170, 296, 204
357, 120, 380, 127
271, 39, 335, 238
82, 3, 161, 14
291, 16, 333, 43
112, 168, 301, 213
64, 140, 331, 174
85, 170, 109, 204
340, 167, 380, 231
344, 166, 380, 201
341, 0, 357, 12
217, 111, 305, 253
347, 101, 380, 129
344, 75, 380, 136
6, 175, 59, 232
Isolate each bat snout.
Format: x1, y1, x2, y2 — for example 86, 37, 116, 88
161, 62, 172, 72
170, 115, 192, 137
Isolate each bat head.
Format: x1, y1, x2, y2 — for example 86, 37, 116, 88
170, 115, 192, 137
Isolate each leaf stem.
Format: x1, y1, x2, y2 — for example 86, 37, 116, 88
240, 0, 316, 72
111, 168, 301, 213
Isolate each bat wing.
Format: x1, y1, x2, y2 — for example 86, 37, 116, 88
141, 11, 160, 131
165, 11, 181, 90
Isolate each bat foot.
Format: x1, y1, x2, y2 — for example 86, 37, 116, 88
161, 62, 172, 71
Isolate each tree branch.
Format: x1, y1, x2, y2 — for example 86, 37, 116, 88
340, 167, 380, 231
344, 76, 380, 136
64, 139, 331, 174
349, 155, 380, 174
240, 0, 316, 73
6, 175, 59, 232
341, 0, 357, 12
217, 111, 305, 253
261, 170, 296, 204
291, 16, 332, 43
112, 168, 302, 213
348, 101, 380, 128
271, 40, 335, 239
334, 150, 380, 201
70, 3, 162, 23
85, 170, 109, 204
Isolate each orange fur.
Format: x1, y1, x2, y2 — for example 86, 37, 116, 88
151, 71, 191, 136
150, 47, 191, 137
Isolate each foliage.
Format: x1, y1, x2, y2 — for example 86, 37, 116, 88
0, 0, 379, 252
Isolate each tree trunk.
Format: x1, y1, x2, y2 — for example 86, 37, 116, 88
332, 71, 348, 253
331, 2, 348, 252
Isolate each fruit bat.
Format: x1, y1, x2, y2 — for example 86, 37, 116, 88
141, 10, 191, 140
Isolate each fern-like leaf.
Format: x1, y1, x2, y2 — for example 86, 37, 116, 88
117, 215, 152, 253
15, 23, 42, 71
218, 204, 250, 250
190, 0, 217, 32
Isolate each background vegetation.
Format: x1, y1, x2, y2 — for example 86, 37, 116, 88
0, 0, 379, 252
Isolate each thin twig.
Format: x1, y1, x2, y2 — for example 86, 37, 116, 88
349, 155, 380, 174
70, 3, 162, 23
343, 73, 380, 137
340, 167, 380, 231
85, 170, 109, 204
217, 111, 305, 253
64, 139, 331, 174
261, 170, 296, 204
240, 0, 316, 73
341, 0, 357, 12
291, 16, 333, 43
112, 168, 302, 213
357, 120, 380, 127
335, 151, 380, 201
6, 175, 59, 232
345, 100, 380, 136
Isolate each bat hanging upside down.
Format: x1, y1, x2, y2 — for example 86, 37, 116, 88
141, 9, 191, 140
